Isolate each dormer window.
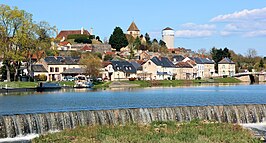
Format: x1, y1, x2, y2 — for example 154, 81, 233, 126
129, 67, 131, 70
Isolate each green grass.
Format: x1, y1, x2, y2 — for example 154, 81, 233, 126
213, 77, 241, 83
33, 120, 260, 143
0, 82, 38, 88
93, 81, 112, 89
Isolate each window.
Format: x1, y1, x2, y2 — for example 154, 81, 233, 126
222, 65, 225, 69
148, 62, 151, 65
50, 67, 54, 72
63, 67, 66, 71
55, 67, 59, 72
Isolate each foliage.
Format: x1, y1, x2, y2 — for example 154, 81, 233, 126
74, 37, 92, 44
96, 36, 102, 43
33, 120, 259, 143
34, 74, 47, 81
211, 47, 231, 72
109, 27, 128, 51
67, 34, 89, 40
133, 37, 141, 50
104, 54, 113, 61
79, 53, 102, 78
0, 4, 55, 81
45, 49, 59, 56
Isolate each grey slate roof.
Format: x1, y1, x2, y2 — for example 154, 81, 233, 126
131, 61, 142, 70
188, 57, 214, 64
218, 57, 235, 64
44, 56, 80, 65
61, 68, 85, 74
32, 65, 48, 72
150, 57, 176, 68
111, 60, 137, 73
172, 55, 185, 62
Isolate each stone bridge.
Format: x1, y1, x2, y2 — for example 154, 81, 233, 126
233, 72, 266, 83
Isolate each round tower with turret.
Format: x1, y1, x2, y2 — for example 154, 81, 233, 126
162, 27, 175, 49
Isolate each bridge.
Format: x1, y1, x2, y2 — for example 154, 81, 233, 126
233, 72, 266, 83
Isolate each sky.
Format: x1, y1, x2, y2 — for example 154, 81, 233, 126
2, 0, 266, 56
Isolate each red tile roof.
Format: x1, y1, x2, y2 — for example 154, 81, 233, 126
105, 51, 115, 55
56, 30, 90, 39
80, 45, 92, 51
59, 41, 71, 46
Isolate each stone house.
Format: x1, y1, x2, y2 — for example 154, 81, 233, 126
39, 56, 81, 81
218, 57, 236, 77
175, 62, 194, 80
101, 60, 137, 81
142, 56, 176, 80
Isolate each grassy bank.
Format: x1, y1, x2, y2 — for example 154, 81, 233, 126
33, 120, 259, 143
93, 81, 112, 89
119, 77, 241, 88
0, 82, 38, 88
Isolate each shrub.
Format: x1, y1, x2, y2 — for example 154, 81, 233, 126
74, 37, 92, 44
129, 77, 136, 81
34, 74, 47, 81
67, 34, 89, 39
195, 77, 201, 80
223, 75, 228, 78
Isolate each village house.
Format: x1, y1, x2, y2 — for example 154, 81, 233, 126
39, 56, 81, 81
183, 57, 215, 79
31, 65, 49, 81
142, 56, 176, 80
175, 62, 194, 80
102, 60, 137, 81
56, 27, 91, 42
218, 57, 236, 77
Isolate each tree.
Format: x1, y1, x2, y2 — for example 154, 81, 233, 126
0, 5, 55, 81
211, 47, 231, 72
79, 54, 102, 78
109, 27, 128, 51
144, 33, 151, 46
151, 39, 160, 52
96, 36, 102, 43
246, 48, 257, 58
133, 37, 141, 50
259, 58, 264, 68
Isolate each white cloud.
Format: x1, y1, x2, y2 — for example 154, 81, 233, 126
175, 30, 214, 38
244, 30, 266, 37
181, 23, 216, 30
211, 7, 266, 22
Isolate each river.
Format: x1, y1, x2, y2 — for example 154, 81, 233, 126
0, 83, 266, 115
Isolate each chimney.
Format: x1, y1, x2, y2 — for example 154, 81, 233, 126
81, 27, 84, 34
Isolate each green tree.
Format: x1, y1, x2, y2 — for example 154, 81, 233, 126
259, 58, 264, 69
0, 5, 55, 81
79, 54, 102, 78
145, 33, 151, 46
211, 47, 231, 72
133, 37, 141, 50
109, 27, 128, 51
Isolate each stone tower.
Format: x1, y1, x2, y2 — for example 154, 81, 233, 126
162, 27, 175, 49
127, 21, 140, 38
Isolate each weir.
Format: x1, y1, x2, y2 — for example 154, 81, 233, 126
0, 104, 266, 139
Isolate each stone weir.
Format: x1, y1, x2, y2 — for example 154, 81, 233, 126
1, 104, 266, 139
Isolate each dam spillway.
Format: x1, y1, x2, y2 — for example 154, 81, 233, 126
0, 104, 266, 139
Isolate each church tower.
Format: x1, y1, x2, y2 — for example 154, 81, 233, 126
127, 21, 140, 38
162, 27, 175, 49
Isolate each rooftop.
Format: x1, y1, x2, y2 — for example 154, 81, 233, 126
127, 21, 140, 31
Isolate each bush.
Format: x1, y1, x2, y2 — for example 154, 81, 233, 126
67, 34, 89, 39
129, 77, 136, 81
223, 75, 228, 78
195, 77, 201, 80
74, 37, 92, 44
34, 74, 47, 81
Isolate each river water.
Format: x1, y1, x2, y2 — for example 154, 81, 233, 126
0, 83, 266, 116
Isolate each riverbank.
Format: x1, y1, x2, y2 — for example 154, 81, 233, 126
94, 77, 241, 89
0, 77, 242, 91
33, 120, 260, 143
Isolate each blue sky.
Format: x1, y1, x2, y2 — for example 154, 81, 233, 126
2, 0, 266, 56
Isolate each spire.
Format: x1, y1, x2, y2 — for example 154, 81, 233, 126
127, 21, 140, 31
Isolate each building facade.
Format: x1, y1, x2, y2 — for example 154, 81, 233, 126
162, 27, 175, 49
